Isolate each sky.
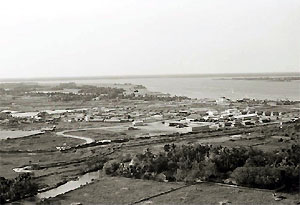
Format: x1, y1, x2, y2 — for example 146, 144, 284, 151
0, 0, 299, 78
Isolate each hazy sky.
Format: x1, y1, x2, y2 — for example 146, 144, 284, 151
0, 0, 299, 78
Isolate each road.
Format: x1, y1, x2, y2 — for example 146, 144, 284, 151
56, 129, 95, 144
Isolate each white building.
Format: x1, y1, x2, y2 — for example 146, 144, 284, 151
132, 120, 145, 126
187, 122, 211, 132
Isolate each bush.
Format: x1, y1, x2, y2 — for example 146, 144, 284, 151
119, 153, 132, 163
103, 160, 121, 176
0, 173, 38, 203
231, 166, 283, 189
103, 140, 300, 191
85, 157, 107, 172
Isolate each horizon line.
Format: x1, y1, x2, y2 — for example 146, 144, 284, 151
0, 71, 299, 82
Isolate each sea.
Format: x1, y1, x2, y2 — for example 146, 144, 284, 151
1, 73, 300, 101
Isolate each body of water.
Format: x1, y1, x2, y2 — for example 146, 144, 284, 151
36, 77, 300, 101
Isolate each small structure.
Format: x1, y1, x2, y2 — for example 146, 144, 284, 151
206, 110, 218, 116
104, 118, 121, 123
167, 121, 186, 127
188, 122, 211, 132
132, 120, 145, 126
234, 114, 258, 121
216, 97, 231, 105
243, 120, 255, 126
128, 126, 139, 130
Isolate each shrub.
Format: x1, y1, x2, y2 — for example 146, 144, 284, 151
103, 160, 121, 176
0, 173, 38, 203
231, 166, 283, 189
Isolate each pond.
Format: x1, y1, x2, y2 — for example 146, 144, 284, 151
16, 171, 101, 204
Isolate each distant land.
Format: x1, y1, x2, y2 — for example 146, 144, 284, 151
0, 72, 299, 82
218, 76, 300, 82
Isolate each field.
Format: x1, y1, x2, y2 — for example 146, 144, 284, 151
0, 132, 84, 152
0, 130, 44, 140
65, 121, 188, 142
44, 173, 300, 205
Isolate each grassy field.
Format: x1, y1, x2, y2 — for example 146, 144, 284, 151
0, 153, 34, 178
0, 138, 98, 179
44, 174, 300, 205
0, 132, 84, 152
151, 183, 300, 205
66, 121, 186, 142
66, 129, 130, 141
44, 173, 183, 205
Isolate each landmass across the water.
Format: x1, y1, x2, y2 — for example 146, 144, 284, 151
2, 72, 299, 101
0, 72, 299, 82
218, 76, 300, 82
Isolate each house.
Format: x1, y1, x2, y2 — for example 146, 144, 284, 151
151, 114, 163, 120
224, 122, 233, 127
224, 108, 240, 115
65, 113, 85, 122
243, 120, 255, 126
87, 116, 104, 122
167, 121, 186, 127
216, 97, 231, 105
128, 126, 139, 130
230, 135, 242, 139
41, 126, 56, 132
132, 120, 145, 126
1, 110, 17, 114
209, 123, 220, 130
102, 108, 116, 113
234, 114, 258, 121
206, 110, 218, 116
11, 112, 39, 119
256, 111, 264, 115
188, 122, 211, 132
260, 118, 271, 123
104, 117, 121, 123
178, 110, 190, 116
185, 114, 200, 122
234, 121, 243, 127
264, 111, 273, 117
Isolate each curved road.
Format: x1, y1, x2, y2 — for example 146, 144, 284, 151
55, 124, 129, 144
56, 129, 95, 144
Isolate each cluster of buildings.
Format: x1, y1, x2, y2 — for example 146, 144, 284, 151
0, 108, 87, 125
0, 96, 297, 135
160, 107, 288, 133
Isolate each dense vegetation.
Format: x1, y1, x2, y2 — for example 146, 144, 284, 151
123, 94, 190, 102
1, 82, 190, 102
261, 122, 300, 141
79, 85, 125, 99
0, 173, 38, 203
104, 142, 300, 191
0, 83, 42, 96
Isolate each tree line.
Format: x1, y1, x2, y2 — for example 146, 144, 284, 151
103, 142, 300, 191
0, 173, 38, 203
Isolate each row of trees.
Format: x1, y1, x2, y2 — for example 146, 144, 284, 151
123, 93, 190, 102
41, 89, 190, 102
4, 82, 189, 102
0, 173, 38, 203
104, 143, 300, 190
78, 85, 125, 98
261, 122, 300, 140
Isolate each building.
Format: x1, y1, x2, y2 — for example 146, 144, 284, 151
132, 120, 145, 126
234, 113, 258, 121
167, 121, 186, 127
104, 117, 121, 123
188, 122, 211, 132
216, 97, 231, 105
